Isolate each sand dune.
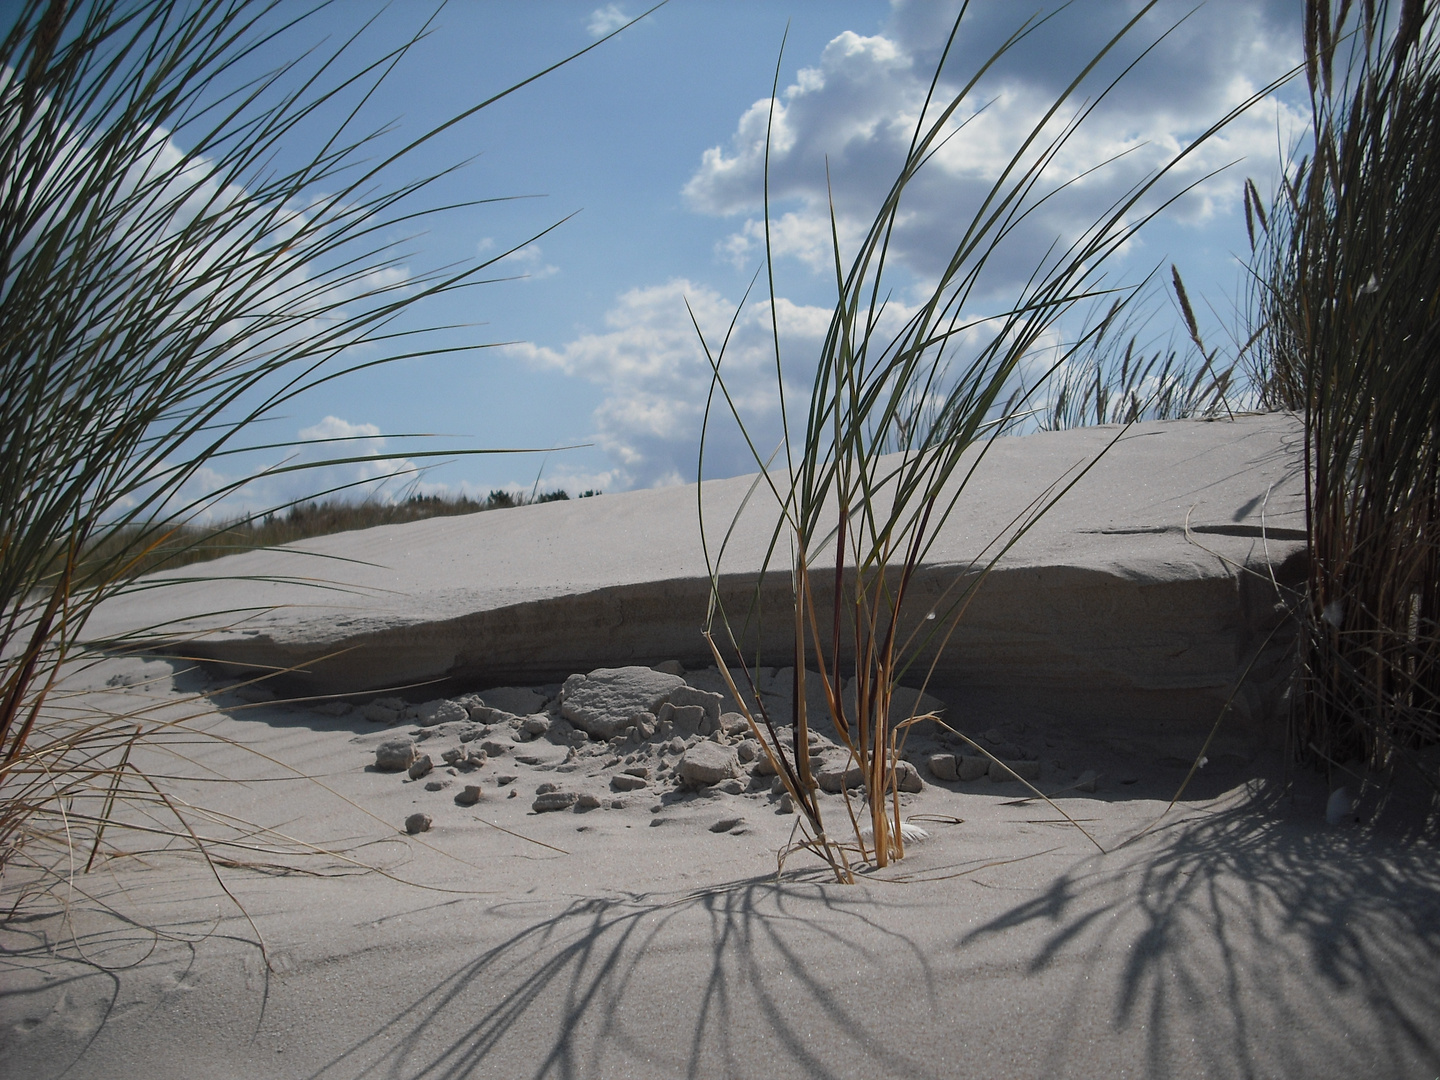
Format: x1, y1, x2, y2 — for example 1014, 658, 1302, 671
5, 415, 1438, 1080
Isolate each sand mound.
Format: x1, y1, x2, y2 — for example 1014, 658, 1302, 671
84, 415, 1308, 750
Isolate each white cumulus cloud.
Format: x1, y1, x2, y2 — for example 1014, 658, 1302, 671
587, 5, 629, 37
685, 0, 1307, 295
506, 279, 837, 488
161, 415, 429, 522
495, 242, 558, 281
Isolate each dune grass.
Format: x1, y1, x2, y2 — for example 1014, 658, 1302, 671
1036, 272, 1242, 432
698, 1, 1292, 879
6, 0, 1434, 909
0, 0, 635, 880
69, 487, 592, 579
1248, 0, 1440, 783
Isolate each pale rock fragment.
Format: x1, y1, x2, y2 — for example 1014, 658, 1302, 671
719, 712, 751, 737
927, 753, 959, 781
894, 760, 924, 793
958, 756, 991, 781
533, 791, 579, 813
668, 686, 723, 730
817, 759, 862, 794
818, 756, 923, 793
363, 697, 406, 724
678, 741, 741, 787
561, 667, 685, 740
442, 746, 485, 770
415, 699, 467, 727
374, 739, 417, 771
655, 702, 709, 736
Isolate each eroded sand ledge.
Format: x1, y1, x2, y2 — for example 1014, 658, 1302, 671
87, 414, 1308, 739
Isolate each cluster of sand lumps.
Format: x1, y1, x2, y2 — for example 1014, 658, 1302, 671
315, 664, 1013, 834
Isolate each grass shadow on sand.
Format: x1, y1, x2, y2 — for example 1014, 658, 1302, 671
302, 877, 944, 1080
4, 763, 1438, 1079
292, 796, 1440, 1079
960, 784, 1440, 1077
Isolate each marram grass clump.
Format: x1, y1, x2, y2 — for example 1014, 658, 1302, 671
0, 0, 633, 880
1250, 0, 1440, 785
699, 1, 1287, 880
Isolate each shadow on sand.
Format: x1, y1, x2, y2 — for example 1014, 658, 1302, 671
276, 787, 1440, 1079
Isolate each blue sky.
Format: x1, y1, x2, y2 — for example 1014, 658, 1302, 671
111, 0, 1312, 513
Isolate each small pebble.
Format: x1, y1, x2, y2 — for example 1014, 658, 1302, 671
455, 784, 482, 806
533, 790, 579, 813
424, 780, 445, 792
927, 753, 958, 781
407, 754, 433, 781
957, 755, 990, 781
709, 816, 745, 833
404, 813, 432, 835
576, 793, 602, 809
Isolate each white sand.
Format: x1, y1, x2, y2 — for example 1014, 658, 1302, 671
2, 651, 1437, 1079
4, 414, 1436, 1078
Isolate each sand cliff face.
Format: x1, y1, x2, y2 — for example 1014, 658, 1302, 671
84, 413, 1307, 744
